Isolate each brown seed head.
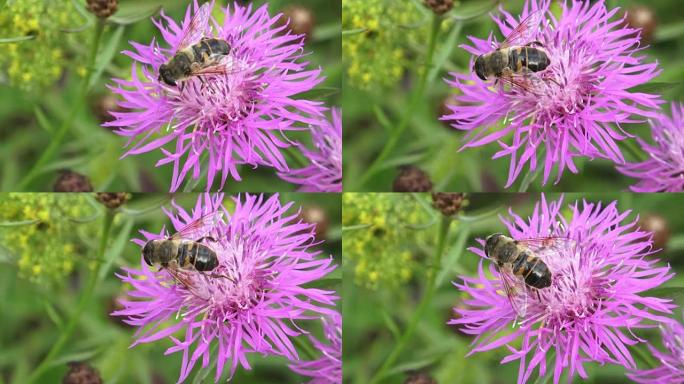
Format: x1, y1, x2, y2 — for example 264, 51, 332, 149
299, 204, 329, 242
54, 170, 93, 192
423, 0, 454, 15
639, 213, 670, 251
62, 362, 102, 384
625, 6, 657, 43
280, 5, 315, 41
393, 166, 433, 192
95, 192, 130, 209
405, 372, 438, 384
86, 0, 118, 19
431, 192, 467, 216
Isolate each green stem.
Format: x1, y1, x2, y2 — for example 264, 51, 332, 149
356, 14, 443, 189
292, 334, 317, 361
28, 209, 115, 383
18, 21, 105, 191
284, 145, 309, 169
369, 216, 452, 384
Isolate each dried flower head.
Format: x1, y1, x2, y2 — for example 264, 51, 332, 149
423, 0, 454, 15
86, 0, 118, 19
95, 192, 130, 210
113, 193, 338, 382
627, 318, 684, 383
617, 103, 684, 192
393, 165, 433, 192
278, 108, 342, 192
105, 1, 325, 191
443, 0, 662, 187
280, 5, 315, 41
289, 313, 342, 383
450, 195, 675, 384
53, 170, 93, 192
62, 362, 102, 384
431, 192, 467, 216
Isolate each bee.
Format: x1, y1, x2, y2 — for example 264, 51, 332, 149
472, 10, 551, 92
158, 3, 239, 87
484, 233, 575, 317
142, 210, 225, 297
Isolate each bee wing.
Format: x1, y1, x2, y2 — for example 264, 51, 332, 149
516, 236, 577, 271
500, 10, 544, 48
165, 267, 209, 300
170, 210, 224, 241
176, 2, 212, 51
497, 70, 545, 95
188, 58, 247, 78
498, 266, 528, 318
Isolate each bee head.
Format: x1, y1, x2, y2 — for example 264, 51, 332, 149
484, 233, 504, 258
473, 55, 487, 81
158, 64, 178, 86
142, 241, 155, 266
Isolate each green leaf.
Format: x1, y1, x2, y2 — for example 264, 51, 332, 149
98, 218, 134, 280
0, 219, 39, 226
88, 25, 125, 90
48, 348, 101, 367
436, 226, 470, 287
33, 107, 54, 134
428, 20, 463, 85
298, 87, 340, 100
61, 0, 93, 33
655, 20, 684, 42
451, 0, 500, 21
456, 206, 502, 223
630, 82, 680, 94
0, 35, 35, 43
644, 286, 684, 300
381, 309, 400, 341
313, 22, 341, 41
342, 224, 371, 232
43, 300, 63, 330
108, 3, 162, 25
342, 28, 367, 36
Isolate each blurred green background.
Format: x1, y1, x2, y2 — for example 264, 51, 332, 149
0, 0, 341, 192
343, 192, 684, 383
0, 192, 341, 383
342, 0, 684, 192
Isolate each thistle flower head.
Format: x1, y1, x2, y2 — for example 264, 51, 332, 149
289, 312, 342, 383
105, 1, 326, 191
443, 0, 662, 187
450, 195, 675, 384
617, 103, 684, 192
278, 108, 342, 192
628, 317, 684, 383
113, 193, 338, 382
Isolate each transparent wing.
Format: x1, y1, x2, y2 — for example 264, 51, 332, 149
497, 69, 546, 95
498, 266, 528, 318
165, 267, 209, 300
517, 236, 577, 271
500, 10, 544, 48
170, 210, 224, 240
189, 58, 248, 78
177, 2, 212, 51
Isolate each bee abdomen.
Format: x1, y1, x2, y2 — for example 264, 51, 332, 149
193, 38, 230, 65
524, 259, 552, 289
194, 245, 218, 271
511, 251, 529, 276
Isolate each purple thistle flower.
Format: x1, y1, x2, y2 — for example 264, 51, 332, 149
442, 0, 662, 187
105, 1, 326, 192
112, 193, 338, 382
617, 103, 684, 192
449, 195, 675, 384
289, 312, 342, 383
278, 108, 342, 192
627, 317, 684, 384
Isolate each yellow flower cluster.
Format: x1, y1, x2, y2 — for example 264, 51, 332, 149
0, 0, 81, 92
342, 0, 421, 90
0, 193, 97, 284
343, 193, 432, 289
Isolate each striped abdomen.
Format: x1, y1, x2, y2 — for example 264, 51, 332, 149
508, 46, 550, 74
510, 250, 552, 289
176, 240, 219, 271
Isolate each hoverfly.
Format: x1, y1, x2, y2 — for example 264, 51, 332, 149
158, 2, 242, 87
142, 210, 226, 299
484, 233, 576, 318
472, 10, 551, 93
